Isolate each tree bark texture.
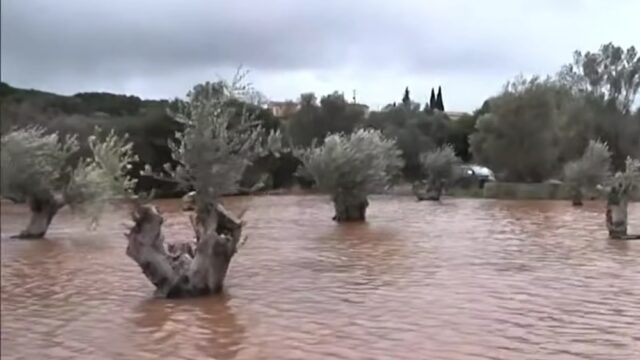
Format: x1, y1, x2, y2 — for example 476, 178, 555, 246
13, 194, 65, 239
332, 191, 368, 222
606, 186, 640, 240
126, 202, 245, 298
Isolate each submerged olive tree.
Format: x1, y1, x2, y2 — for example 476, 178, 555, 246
128, 76, 282, 298
605, 157, 640, 240
0, 127, 137, 238
297, 128, 403, 222
413, 144, 461, 201
563, 140, 612, 206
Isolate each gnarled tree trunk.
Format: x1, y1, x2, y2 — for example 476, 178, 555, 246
571, 186, 583, 207
126, 202, 245, 298
332, 190, 368, 222
606, 186, 640, 240
13, 194, 65, 239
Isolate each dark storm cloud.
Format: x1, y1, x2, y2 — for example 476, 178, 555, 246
2, 0, 522, 81
2, 0, 638, 110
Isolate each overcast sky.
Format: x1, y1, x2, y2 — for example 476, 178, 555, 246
1, 0, 638, 111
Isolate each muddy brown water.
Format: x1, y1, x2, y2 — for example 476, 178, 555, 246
1, 196, 639, 360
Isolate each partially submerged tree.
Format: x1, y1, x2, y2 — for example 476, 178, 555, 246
129, 74, 282, 297
605, 157, 640, 240
563, 139, 612, 206
0, 126, 137, 238
297, 128, 403, 222
413, 144, 461, 201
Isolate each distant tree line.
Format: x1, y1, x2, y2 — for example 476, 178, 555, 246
471, 43, 640, 182
1, 42, 638, 197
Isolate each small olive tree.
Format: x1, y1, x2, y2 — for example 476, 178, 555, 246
605, 157, 640, 239
413, 144, 461, 201
297, 128, 403, 222
562, 140, 612, 206
1, 127, 137, 238
128, 75, 283, 297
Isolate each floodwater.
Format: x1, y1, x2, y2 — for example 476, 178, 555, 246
1, 196, 639, 360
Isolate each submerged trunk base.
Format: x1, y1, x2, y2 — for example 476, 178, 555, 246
126, 202, 244, 298
571, 187, 583, 207
413, 181, 443, 201
333, 202, 368, 222
424, 188, 443, 201
12, 196, 64, 239
332, 192, 368, 222
606, 188, 639, 240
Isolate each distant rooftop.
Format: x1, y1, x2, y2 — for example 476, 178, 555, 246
445, 111, 469, 120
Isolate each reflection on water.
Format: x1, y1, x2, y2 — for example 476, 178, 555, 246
2, 196, 640, 359
130, 295, 245, 360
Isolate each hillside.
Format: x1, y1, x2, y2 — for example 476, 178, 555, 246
0, 82, 298, 197
0, 82, 183, 196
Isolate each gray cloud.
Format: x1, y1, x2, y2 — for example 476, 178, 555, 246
2, 0, 638, 111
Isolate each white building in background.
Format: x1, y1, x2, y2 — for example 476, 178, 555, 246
267, 101, 299, 118
267, 100, 370, 119
444, 111, 469, 120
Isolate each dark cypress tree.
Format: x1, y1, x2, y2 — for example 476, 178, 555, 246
429, 88, 437, 110
402, 87, 411, 106
436, 86, 444, 111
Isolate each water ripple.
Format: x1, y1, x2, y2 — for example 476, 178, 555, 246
2, 196, 639, 359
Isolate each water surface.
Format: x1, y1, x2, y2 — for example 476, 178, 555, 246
2, 196, 639, 359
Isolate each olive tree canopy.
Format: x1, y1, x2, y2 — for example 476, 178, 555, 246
1, 126, 137, 238
562, 139, 612, 205
414, 144, 461, 201
129, 73, 284, 297
297, 128, 403, 221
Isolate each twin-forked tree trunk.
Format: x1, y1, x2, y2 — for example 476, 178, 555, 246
606, 186, 640, 240
126, 201, 244, 298
13, 194, 65, 239
332, 190, 368, 222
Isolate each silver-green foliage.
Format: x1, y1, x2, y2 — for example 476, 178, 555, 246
1, 126, 137, 214
419, 144, 461, 183
148, 74, 283, 204
65, 129, 138, 218
563, 139, 611, 188
611, 156, 640, 195
298, 128, 404, 195
1, 126, 78, 202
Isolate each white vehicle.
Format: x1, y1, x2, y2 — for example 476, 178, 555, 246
458, 164, 495, 187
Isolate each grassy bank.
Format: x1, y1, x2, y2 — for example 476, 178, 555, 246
482, 182, 639, 201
